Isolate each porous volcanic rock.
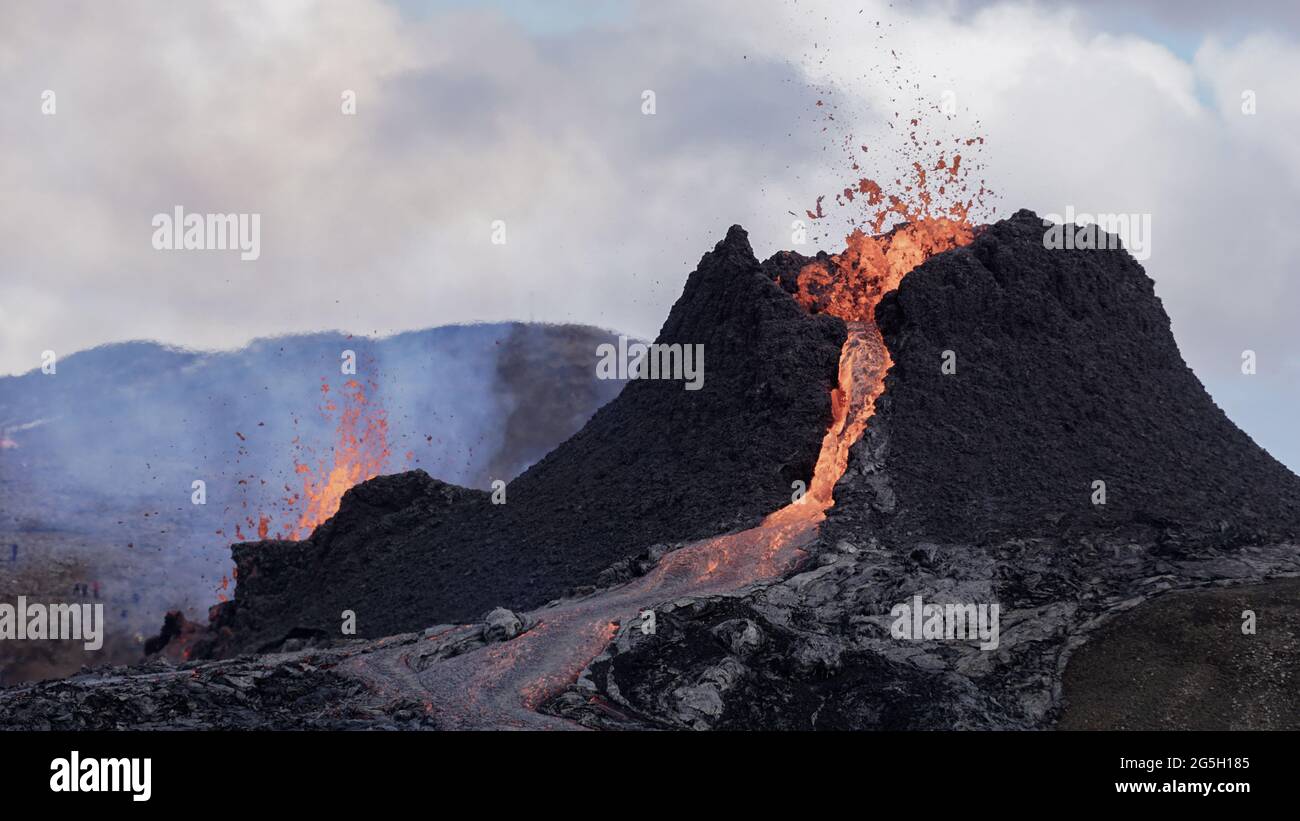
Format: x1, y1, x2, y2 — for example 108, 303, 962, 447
836, 208, 1300, 547
199, 226, 846, 655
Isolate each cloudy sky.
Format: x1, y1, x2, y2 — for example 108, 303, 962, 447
1, 0, 1297, 469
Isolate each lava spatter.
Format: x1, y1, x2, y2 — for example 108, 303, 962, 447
288, 377, 391, 540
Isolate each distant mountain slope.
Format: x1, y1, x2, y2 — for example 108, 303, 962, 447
0, 322, 626, 683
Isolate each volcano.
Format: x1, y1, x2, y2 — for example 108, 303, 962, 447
2, 210, 1298, 730
550, 211, 1300, 730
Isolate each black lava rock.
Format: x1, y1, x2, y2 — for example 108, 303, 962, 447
829, 208, 1300, 548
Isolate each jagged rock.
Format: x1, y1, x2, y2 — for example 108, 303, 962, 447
482, 608, 524, 643
551, 537, 1300, 730
143, 610, 203, 659
595, 544, 672, 588
0, 644, 396, 730
711, 619, 764, 656
672, 658, 748, 729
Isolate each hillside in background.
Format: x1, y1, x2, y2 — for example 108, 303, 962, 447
0, 322, 627, 683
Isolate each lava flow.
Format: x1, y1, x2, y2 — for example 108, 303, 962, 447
349, 237, 974, 728
344, 108, 989, 728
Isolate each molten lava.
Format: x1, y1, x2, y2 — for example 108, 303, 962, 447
227, 375, 392, 553
780, 107, 990, 512
289, 378, 391, 539
780, 216, 978, 522
428, 208, 980, 726
794, 218, 973, 322
784, 114, 987, 512
677, 320, 887, 582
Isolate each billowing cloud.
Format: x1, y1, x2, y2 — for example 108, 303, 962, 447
1, 0, 1296, 469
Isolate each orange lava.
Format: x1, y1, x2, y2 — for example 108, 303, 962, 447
289, 378, 390, 540
793, 321, 883, 508
779, 111, 988, 518
675, 321, 885, 586
782, 105, 990, 495
793, 218, 973, 323
420, 323, 893, 727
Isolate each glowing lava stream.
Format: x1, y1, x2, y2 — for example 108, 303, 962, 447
325, 99, 987, 723
334, 100, 990, 724
337, 212, 977, 726
342, 321, 890, 729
